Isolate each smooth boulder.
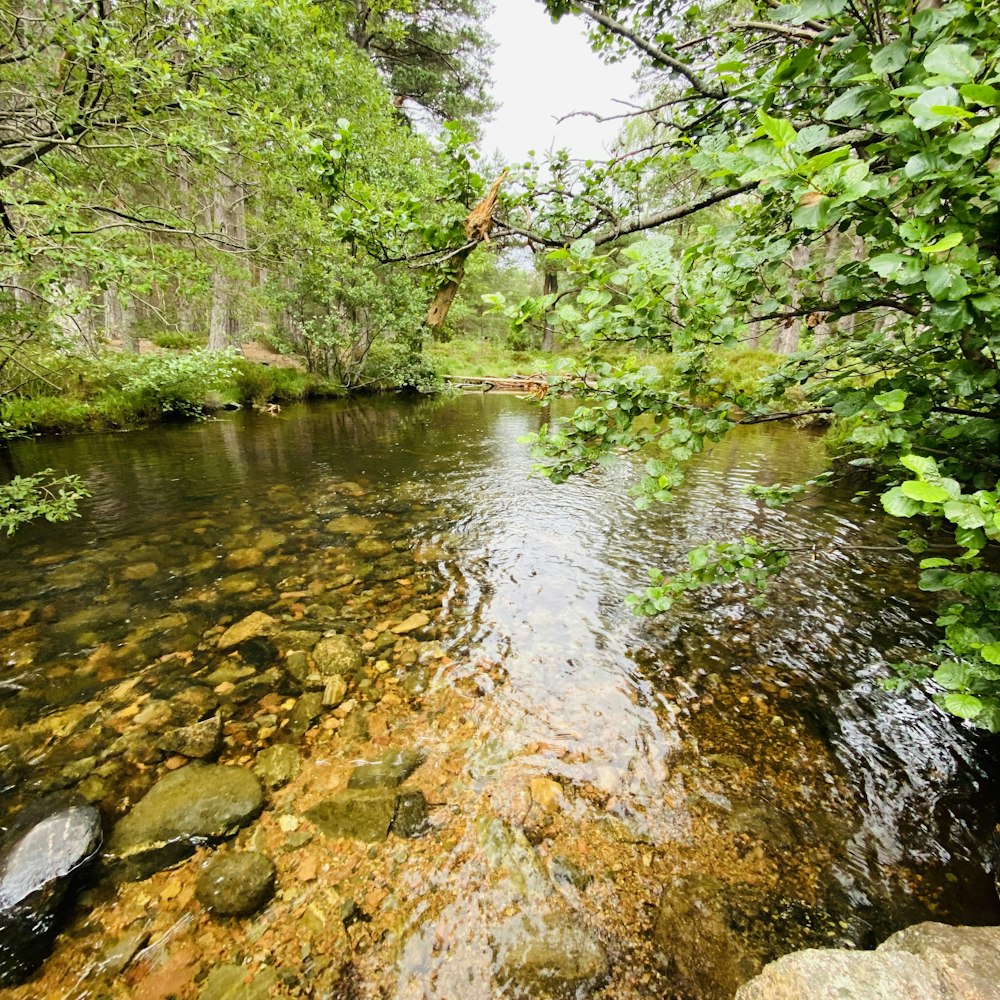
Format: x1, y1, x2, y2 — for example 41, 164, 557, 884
0, 794, 102, 986
196, 852, 276, 917
106, 765, 264, 880
491, 909, 609, 998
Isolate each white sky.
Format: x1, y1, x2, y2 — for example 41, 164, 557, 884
481, 0, 640, 163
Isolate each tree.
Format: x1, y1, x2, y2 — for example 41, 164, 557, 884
515, 0, 1000, 729
335, 0, 496, 127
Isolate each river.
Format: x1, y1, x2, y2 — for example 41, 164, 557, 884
1, 393, 997, 999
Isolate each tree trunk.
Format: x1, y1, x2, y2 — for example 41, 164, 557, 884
772, 243, 810, 354
103, 286, 140, 353
208, 175, 247, 352
541, 271, 558, 352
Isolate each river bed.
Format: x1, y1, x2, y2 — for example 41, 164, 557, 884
1, 394, 998, 999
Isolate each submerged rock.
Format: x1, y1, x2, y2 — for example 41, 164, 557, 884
312, 634, 363, 677
306, 790, 398, 842
306, 788, 428, 842
391, 612, 430, 635
218, 612, 276, 651
196, 851, 276, 917
491, 909, 609, 998
653, 873, 846, 1000
106, 765, 264, 880
0, 793, 103, 986
199, 963, 278, 1000
347, 749, 426, 790
253, 745, 301, 790
156, 715, 223, 759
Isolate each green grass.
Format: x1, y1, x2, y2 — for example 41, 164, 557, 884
1, 350, 341, 436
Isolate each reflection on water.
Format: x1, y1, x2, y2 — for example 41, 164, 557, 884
1, 393, 998, 999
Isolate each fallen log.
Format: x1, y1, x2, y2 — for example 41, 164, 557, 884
442, 373, 551, 394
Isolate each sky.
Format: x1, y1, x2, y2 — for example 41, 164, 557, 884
480, 0, 640, 163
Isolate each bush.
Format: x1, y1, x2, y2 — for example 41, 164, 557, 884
152, 331, 203, 350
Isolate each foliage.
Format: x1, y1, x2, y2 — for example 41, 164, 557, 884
0, 353, 336, 434
358, 340, 442, 394
0, 470, 89, 536
518, 0, 1000, 728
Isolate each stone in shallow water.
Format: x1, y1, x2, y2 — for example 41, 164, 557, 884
196, 851, 276, 917
491, 909, 609, 998
347, 749, 426, 790
326, 514, 374, 534
653, 873, 845, 1000
218, 612, 275, 650
286, 693, 324, 738
0, 793, 103, 986
391, 612, 430, 635
106, 765, 264, 881
253, 745, 301, 790
391, 790, 429, 838
155, 715, 223, 759
312, 634, 363, 676
306, 790, 399, 842
199, 963, 278, 1000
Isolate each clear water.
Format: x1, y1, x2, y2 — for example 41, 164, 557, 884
1, 393, 997, 998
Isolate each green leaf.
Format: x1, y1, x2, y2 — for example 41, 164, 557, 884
920, 557, 954, 568
920, 232, 963, 254
909, 85, 961, 129
943, 500, 987, 529
873, 388, 907, 412
825, 87, 872, 120
900, 454, 939, 478
942, 693, 983, 719
881, 486, 921, 517
981, 643, 1000, 665
924, 43, 980, 83
900, 480, 952, 503
960, 83, 1000, 107
757, 110, 796, 146
934, 660, 968, 690
871, 40, 908, 75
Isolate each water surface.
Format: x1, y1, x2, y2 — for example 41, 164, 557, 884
1, 394, 997, 999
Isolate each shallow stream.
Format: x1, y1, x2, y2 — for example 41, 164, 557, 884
1, 393, 998, 999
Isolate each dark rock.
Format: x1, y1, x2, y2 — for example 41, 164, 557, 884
491, 909, 609, 998
236, 637, 278, 669
286, 692, 324, 738
253, 745, 301, 790
306, 790, 398, 842
0, 793, 102, 986
283, 650, 309, 685
391, 790, 428, 838
196, 851, 276, 917
106, 765, 264, 880
347, 749, 425, 790
653, 874, 846, 1000
156, 715, 223, 759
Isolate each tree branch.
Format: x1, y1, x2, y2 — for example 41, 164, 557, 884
570, 2, 726, 99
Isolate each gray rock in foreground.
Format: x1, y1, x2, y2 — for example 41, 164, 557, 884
0, 794, 102, 986
491, 909, 609, 998
735, 922, 1000, 1000
106, 765, 264, 880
